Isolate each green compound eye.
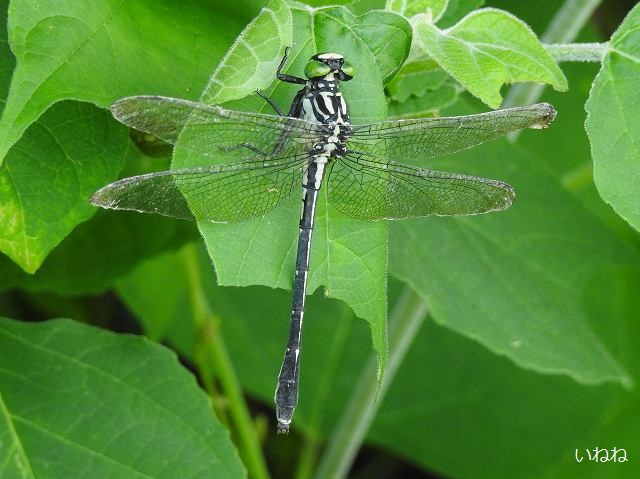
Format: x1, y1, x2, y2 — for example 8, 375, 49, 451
341, 61, 355, 78
304, 60, 331, 79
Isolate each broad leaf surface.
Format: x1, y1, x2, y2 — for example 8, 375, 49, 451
172, 0, 412, 383
585, 3, 640, 232
0, 0, 241, 274
370, 270, 640, 479
0, 3, 128, 274
0, 317, 245, 479
0, 101, 127, 273
389, 139, 633, 385
416, 8, 568, 108
0, 0, 243, 164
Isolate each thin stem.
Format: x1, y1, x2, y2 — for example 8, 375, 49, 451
181, 243, 271, 479
294, 305, 355, 479
545, 42, 608, 63
561, 162, 594, 191
503, 0, 604, 116
313, 286, 429, 479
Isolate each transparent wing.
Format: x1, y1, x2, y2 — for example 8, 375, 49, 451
91, 154, 308, 223
111, 96, 324, 161
327, 153, 514, 220
349, 103, 556, 160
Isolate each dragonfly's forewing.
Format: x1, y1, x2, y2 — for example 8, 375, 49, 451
91, 154, 309, 223
327, 153, 514, 220
92, 96, 329, 222
349, 103, 556, 161
111, 96, 322, 163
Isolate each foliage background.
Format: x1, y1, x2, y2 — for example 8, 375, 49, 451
0, 0, 639, 478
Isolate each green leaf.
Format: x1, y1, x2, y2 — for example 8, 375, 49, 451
387, 79, 458, 118
0, 0, 14, 108
116, 247, 191, 342
437, 0, 483, 27
0, 317, 245, 478
172, 0, 412, 386
0, 209, 196, 295
416, 8, 568, 108
0, 0, 244, 164
386, 0, 448, 21
0, 101, 127, 273
369, 272, 640, 478
202, 0, 292, 105
389, 140, 633, 386
585, 3, 640, 232
386, 61, 459, 117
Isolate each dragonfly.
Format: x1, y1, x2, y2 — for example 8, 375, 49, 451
91, 48, 556, 433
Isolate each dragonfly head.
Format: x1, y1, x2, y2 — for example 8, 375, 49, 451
305, 53, 354, 82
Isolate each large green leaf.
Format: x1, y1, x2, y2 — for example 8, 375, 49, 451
0, 317, 245, 478
172, 0, 412, 385
0, 101, 127, 273
389, 139, 633, 386
0, 0, 243, 274
0, 0, 244, 164
369, 269, 640, 479
416, 8, 568, 108
0, 2, 128, 274
585, 3, 640, 232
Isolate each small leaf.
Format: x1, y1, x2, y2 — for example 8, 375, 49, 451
386, 58, 446, 102
387, 79, 458, 118
585, 3, 640, 232
416, 8, 568, 108
386, 0, 449, 21
386, 59, 460, 117
0, 0, 244, 164
116, 247, 190, 341
437, 0, 484, 27
0, 318, 245, 478
0, 101, 127, 273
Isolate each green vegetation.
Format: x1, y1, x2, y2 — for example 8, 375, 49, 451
1, 0, 638, 478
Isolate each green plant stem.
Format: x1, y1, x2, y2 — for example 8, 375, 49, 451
313, 287, 429, 479
561, 162, 594, 192
182, 243, 271, 479
545, 42, 608, 63
503, 0, 604, 115
294, 305, 355, 479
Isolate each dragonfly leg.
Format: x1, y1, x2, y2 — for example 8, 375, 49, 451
255, 89, 285, 116
276, 46, 306, 85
